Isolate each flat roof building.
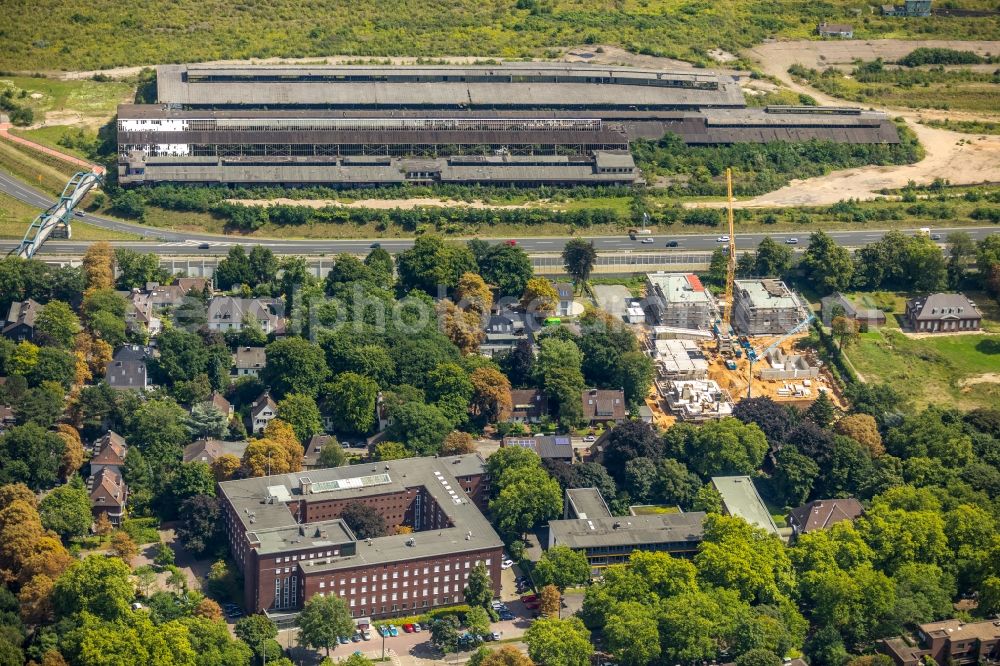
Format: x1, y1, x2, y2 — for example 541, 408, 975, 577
711, 475, 781, 537
217, 454, 502, 617
645, 272, 716, 330
547, 487, 706, 576
652, 338, 709, 380
733, 279, 807, 336
663, 379, 734, 421
880, 619, 1000, 666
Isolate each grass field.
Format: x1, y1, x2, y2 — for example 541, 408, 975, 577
0, 136, 81, 196
0, 76, 133, 125
0, 190, 137, 240
0, 0, 997, 72
845, 292, 1000, 410
789, 63, 1000, 114
8, 126, 100, 161
921, 118, 1000, 135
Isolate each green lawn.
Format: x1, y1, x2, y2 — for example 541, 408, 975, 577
0, 0, 997, 71
9, 125, 98, 161
0, 76, 134, 124
0, 190, 138, 241
847, 328, 1000, 411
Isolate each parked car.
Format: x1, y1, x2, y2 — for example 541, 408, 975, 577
666, 240, 679, 247
413, 623, 422, 633
582, 435, 596, 442
338, 636, 350, 645
521, 594, 538, 602
717, 235, 730, 242
499, 611, 515, 621
388, 625, 399, 637
351, 633, 362, 642
785, 238, 799, 245
501, 559, 514, 569
362, 630, 372, 641
402, 624, 414, 633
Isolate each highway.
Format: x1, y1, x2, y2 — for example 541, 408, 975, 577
1, 171, 996, 256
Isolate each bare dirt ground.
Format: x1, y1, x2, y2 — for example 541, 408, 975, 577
678, 39, 1000, 208
958, 372, 1000, 387
225, 197, 536, 210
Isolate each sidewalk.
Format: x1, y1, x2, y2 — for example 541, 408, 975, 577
0, 122, 105, 175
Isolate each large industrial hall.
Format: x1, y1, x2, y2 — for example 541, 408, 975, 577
116, 63, 902, 187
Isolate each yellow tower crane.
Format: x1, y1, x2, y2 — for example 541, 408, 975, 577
722, 167, 737, 329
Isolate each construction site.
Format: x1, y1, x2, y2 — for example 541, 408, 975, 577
640, 170, 839, 427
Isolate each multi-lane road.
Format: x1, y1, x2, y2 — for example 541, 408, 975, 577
1, 171, 996, 256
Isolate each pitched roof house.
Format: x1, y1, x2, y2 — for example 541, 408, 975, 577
509, 389, 549, 423
183, 438, 248, 464
2, 299, 42, 342
105, 345, 154, 390
502, 435, 574, 463
125, 290, 161, 336
89, 468, 128, 525
233, 346, 267, 377
786, 498, 864, 536
303, 434, 338, 469
581, 389, 627, 424
248, 391, 278, 434
905, 293, 982, 333
90, 431, 128, 475
208, 296, 285, 335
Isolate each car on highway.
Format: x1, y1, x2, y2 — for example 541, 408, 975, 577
74, 211, 85, 217
717, 235, 730, 242
370, 242, 381, 249
197, 242, 211, 249
640, 237, 654, 244
505, 239, 517, 246
666, 240, 679, 247
785, 238, 799, 244
931, 234, 942, 241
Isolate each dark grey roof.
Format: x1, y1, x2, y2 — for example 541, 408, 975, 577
548, 511, 706, 549
2, 299, 41, 334
217, 454, 501, 562
156, 64, 745, 108
502, 435, 574, 460
565, 488, 612, 520
907, 293, 981, 321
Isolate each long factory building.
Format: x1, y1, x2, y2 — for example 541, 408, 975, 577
117, 63, 901, 187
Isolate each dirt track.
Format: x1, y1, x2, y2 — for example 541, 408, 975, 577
701, 39, 1000, 207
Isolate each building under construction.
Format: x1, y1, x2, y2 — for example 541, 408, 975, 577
732, 279, 809, 336
117, 64, 901, 187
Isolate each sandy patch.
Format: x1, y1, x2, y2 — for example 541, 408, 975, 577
958, 372, 1000, 388
225, 197, 537, 211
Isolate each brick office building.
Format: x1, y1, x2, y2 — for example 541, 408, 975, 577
217, 454, 502, 618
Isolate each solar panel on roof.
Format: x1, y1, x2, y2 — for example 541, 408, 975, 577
554, 437, 571, 446
310, 473, 391, 494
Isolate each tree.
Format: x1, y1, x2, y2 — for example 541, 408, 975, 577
831, 316, 860, 350
276, 393, 322, 444
374, 441, 408, 461
438, 299, 484, 356
801, 231, 854, 295
441, 431, 476, 456
82, 242, 115, 291
211, 454, 242, 481
39, 478, 92, 540
535, 338, 585, 428
466, 606, 491, 637
53, 555, 134, 621
499, 339, 534, 388
695, 514, 796, 605
605, 601, 661, 666
807, 391, 836, 428
521, 278, 559, 316
455, 272, 493, 316
470, 367, 512, 423
737, 649, 782, 666
431, 617, 461, 654
770, 447, 819, 507
539, 584, 561, 618
324, 253, 371, 293
325, 372, 378, 434
0, 423, 65, 490
178, 495, 223, 557
946, 231, 976, 289
834, 414, 884, 457
470, 646, 535, 666
263, 338, 328, 398
602, 420, 661, 480
35, 301, 80, 349
677, 418, 769, 478
386, 402, 451, 455
397, 234, 476, 294
340, 501, 388, 539
464, 562, 494, 610
490, 467, 562, 538
154, 541, 175, 568
93, 512, 113, 537
364, 247, 394, 289
754, 237, 794, 278
215, 246, 253, 290
562, 239, 597, 287
524, 616, 591, 666
534, 546, 591, 591
317, 440, 347, 468
476, 244, 534, 298
298, 594, 355, 656
617, 351, 654, 406
188, 403, 228, 440
109, 531, 139, 565
235, 614, 278, 662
